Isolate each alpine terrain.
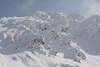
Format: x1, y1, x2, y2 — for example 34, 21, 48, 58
0, 11, 100, 67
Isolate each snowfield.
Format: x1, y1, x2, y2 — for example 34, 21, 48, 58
0, 11, 100, 67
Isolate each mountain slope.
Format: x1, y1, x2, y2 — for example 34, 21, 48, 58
0, 11, 100, 67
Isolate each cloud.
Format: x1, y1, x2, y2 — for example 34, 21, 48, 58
20, 0, 36, 15
19, 0, 100, 16
83, 0, 100, 16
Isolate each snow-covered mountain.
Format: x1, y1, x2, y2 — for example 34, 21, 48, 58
0, 11, 100, 67
70, 15, 100, 55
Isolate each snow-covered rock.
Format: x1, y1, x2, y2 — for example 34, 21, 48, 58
0, 11, 99, 67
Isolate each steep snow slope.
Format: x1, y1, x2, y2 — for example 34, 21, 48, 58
71, 15, 100, 55
0, 11, 99, 67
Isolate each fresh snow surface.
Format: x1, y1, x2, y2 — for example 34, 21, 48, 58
0, 11, 100, 67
